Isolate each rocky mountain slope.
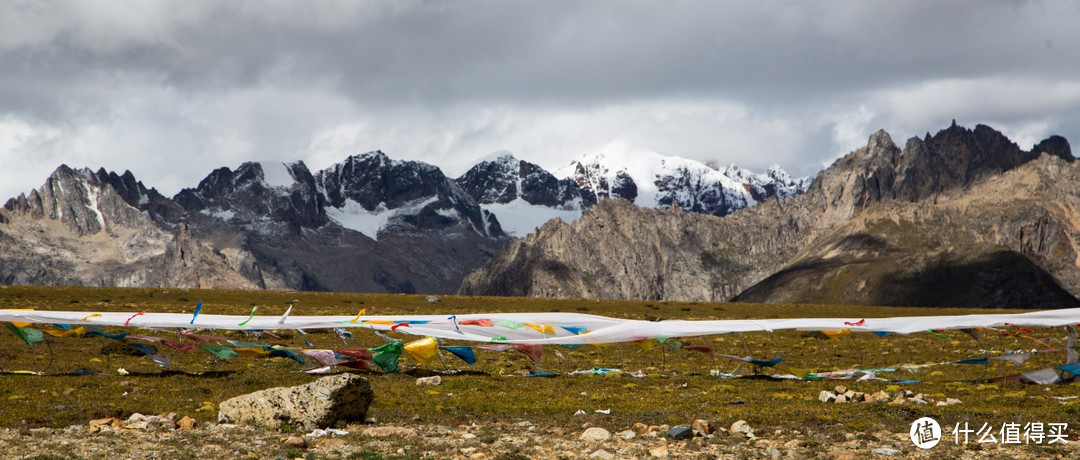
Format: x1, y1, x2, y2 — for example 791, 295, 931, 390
460, 123, 1080, 308
1, 146, 802, 293
0, 153, 507, 293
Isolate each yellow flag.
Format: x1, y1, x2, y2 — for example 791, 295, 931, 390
784, 367, 814, 379
524, 323, 555, 334
404, 337, 439, 366
633, 339, 656, 351
233, 347, 269, 357
821, 329, 851, 339
43, 327, 86, 337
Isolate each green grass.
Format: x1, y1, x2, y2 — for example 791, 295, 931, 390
1, 284, 1078, 440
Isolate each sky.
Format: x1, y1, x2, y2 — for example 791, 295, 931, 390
2, 1, 1080, 200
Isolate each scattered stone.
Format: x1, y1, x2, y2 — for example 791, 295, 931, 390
589, 449, 615, 459
730, 420, 754, 438
461, 447, 477, 455
426, 295, 441, 303
632, 422, 649, 435
177, 416, 197, 431
834, 394, 848, 404
691, 419, 712, 435
649, 444, 670, 459
217, 373, 373, 431
667, 426, 693, 440
282, 436, 307, 448
616, 430, 636, 440
871, 447, 900, 456
461, 433, 477, 440
363, 426, 417, 438
416, 376, 442, 386
580, 427, 611, 442
828, 451, 858, 460
946, 398, 962, 405
870, 390, 890, 403
834, 385, 847, 394
765, 446, 782, 458
88, 417, 120, 433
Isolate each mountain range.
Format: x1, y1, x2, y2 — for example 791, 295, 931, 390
0, 149, 806, 294
460, 122, 1080, 309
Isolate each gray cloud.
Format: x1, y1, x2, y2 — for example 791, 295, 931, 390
2, 1, 1080, 200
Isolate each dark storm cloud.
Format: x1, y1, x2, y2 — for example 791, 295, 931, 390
1, 1, 1079, 199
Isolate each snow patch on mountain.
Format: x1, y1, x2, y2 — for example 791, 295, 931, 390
481, 198, 583, 236
326, 196, 439, 241
261, 161, 296, 188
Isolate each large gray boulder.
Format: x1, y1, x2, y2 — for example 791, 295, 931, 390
217, 373, 373, 430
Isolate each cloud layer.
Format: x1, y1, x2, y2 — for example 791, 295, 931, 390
2, 1, 1079, 199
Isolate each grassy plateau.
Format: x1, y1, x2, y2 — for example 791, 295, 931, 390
1, 285, 1078, 455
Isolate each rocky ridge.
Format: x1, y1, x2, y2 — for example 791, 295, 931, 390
0, 152, 508, 293
1, 147, 807, 292
460, 123, 1080, 308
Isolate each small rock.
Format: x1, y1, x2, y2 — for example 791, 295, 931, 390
828, 451, 858, 460
363, 426, 417, 437
88, 417, 119, 433
462, 433, 477, 440
282, 436, 306, 448
667, 426, 693, 440
691, 419, 712, 435
834, 385, 847, 394
649, 444, 670, 459
416, 376, 442, 386
632, 422, 649, 435
765, 446, 782, 459
516, 421, 532, 427
426, 295, 441, 303
647, 425, 663, 434
834, 394, 848, 404
580, 427, 611, 442
616, 430, 636, 439
946, 398, 962, 405
871, 447, 900, 456
461, 447, 477, 455
870, 390, 890, 403
843, 390, 856, 399
818, 391, 837, 403
730, 420, 754, 438
177, 416, 196, 431
589, 449, 614, 459
935, 401, 948, 406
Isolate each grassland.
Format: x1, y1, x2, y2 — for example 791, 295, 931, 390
1, 284, 1078, 450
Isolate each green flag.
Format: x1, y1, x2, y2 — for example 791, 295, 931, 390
370, 341, 404, 372
5, 323, 44, 346
199, 345, 238, 360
